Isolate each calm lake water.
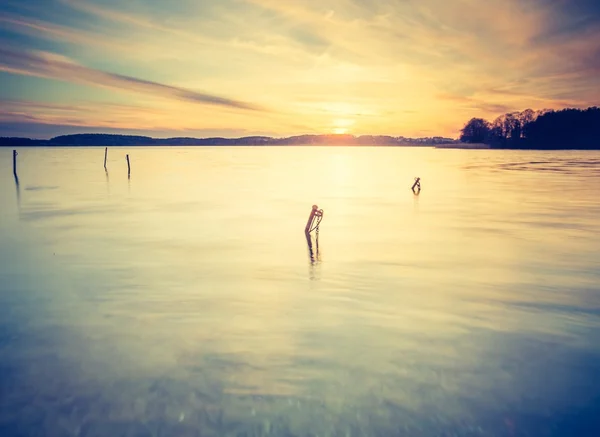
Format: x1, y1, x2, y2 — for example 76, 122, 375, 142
1, 146, 599, 437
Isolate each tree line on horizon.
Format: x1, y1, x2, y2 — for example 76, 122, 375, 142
460, 106, 600, 149
0, 133, 456, 147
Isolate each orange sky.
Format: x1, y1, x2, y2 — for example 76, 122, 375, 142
1, 0, 599, 138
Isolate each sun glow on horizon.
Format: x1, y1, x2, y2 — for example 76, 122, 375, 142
331, 118, 355, 135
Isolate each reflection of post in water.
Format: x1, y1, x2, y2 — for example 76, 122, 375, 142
305, 230, 321, 265
304, 204, 324, 271
306, 231, 322, 281
14, 173, 20, 207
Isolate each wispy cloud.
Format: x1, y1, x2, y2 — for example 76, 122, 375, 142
0, 13, 144, 53
0, 98, 286, 139
57, 0, 328, 60
0, 47, 264, 111
58, 0, 214, 44
0, 119, 255, 140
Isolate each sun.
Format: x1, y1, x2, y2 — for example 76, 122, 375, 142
331, 118, 354, 135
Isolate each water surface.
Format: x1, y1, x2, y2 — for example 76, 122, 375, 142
1, 147, 599, 436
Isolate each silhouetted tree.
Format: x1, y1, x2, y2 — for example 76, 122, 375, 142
523, 107, 600, 149
519, 108, 536, 127
508, 112, 522, 141
459, 106, 600, 149
460, 118, 491, 143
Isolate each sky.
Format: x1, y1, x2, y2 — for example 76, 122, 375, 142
0, 0, 599, 139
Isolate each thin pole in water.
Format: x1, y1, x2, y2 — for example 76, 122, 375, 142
13, 149, 18, 178
126, 154, 131, 178
104, 147, 108, 170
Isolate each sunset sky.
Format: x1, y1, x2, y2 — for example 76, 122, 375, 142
1, 0, 599, 139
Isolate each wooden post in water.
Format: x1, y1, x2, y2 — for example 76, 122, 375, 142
411, 177, 421, 192
13, 150, 18, 178
126, 154, 131, 178
305, 204, 324, 235
104, 147, 108, 170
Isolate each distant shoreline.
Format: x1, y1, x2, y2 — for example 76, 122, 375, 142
0, 144, 497, 149
2, 136, 596, 150
3, 143, 597, 150
0, 133, 456, 148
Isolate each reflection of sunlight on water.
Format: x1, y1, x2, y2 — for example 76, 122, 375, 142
0, 147, 599, 436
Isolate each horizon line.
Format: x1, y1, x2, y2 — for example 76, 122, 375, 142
1, 132, 458, 141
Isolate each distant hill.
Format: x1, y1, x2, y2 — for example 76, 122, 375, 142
0, 133, 457, 147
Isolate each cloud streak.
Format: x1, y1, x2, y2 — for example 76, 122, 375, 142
0, 47, 264, 112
